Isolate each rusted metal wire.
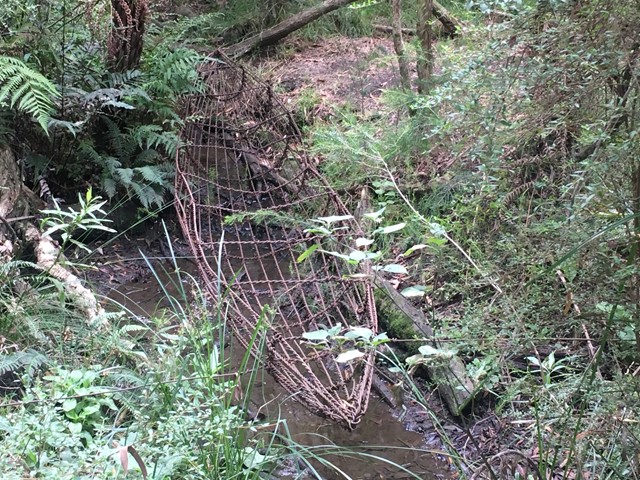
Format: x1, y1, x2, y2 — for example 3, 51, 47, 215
175, 51, 377, 429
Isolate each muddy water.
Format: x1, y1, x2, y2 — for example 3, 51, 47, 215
101, 250, 448, 480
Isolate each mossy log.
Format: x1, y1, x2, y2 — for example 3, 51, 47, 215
377, 275, 475, 416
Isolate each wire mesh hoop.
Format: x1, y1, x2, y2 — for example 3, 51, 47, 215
175, 51, 378, 428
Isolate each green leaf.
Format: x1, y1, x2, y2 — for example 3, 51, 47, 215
304, 226, 332, 235
372, 332, 389, 345
355, 237, 374, 247
418, 345, 440, 356
296, 243, 319, 263
68, 422, 82, 434
380, 264, 408, 274
62, 398, 77, 412
428, 222, 446, 237
343, 327, 373, 341
374, 222, 406, 235
316, 215, 353, 224
401, 285, 427, 298
363, 207, 385, 221
335, 350, 365, 363
348, 250, 381, 262
402, 244, 427, 256
302, 330, 330, 341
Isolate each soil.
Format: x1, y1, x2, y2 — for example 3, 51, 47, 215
255, 36, 407, 116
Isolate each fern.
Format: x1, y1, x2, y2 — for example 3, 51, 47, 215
0, 349, 48, 378
0, 56, 59, 132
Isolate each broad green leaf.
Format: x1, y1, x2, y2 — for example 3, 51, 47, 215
348, 250, 381, 262
81, 404, 100, 417
418, 345, 441, 356
68, 422, 82, 434
297, 243, 319, 263
316, 214, 353, 224
355, 237, 374, 247
428, 222, 446, 237
327, 323, 342, 336
372, 332, 389, 344
405, 354, 423, 366
336, 350, 365, 363
426, 237, 447, 246
348, 250, 368, 262
402, 244, 427, 256
319, 249, 352, 262
243, 447, 269, 470
363, 207, 385, 221
304, 226, 332, 235
343, 327, 373, 341
374, 222, 406, 235
302, 330, 329, 341
381, 264, 408, 274
401, 285, 427, 298
62, 398, 77, 412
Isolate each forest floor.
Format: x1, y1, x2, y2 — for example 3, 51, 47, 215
256, 35, 405, 116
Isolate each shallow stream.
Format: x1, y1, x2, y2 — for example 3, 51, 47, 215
97, 234, 449, 480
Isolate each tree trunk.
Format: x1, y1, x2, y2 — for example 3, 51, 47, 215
107, 0, 149, 72
223, 0, 361, 58
416, 0, 434, 94
390, 0, 411, 91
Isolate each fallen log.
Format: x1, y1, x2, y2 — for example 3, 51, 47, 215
0, 145, 108, 329
223, 0, 361, 58
376, 275, 476, 416
432, 0, 462, 38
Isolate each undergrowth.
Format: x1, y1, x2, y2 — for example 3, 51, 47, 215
308, 1, 640, 477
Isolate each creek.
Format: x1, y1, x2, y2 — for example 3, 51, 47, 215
96, 229, 449, 480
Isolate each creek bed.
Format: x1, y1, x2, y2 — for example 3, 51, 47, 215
89, 231, 450, 479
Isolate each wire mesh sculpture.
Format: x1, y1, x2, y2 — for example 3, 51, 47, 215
175, 51, 378, 428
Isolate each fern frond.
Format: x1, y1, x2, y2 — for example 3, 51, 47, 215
0, 56, 59, 133
0, 349, 48, 377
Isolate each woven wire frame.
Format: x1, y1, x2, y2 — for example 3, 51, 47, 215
175, 51, 378, 429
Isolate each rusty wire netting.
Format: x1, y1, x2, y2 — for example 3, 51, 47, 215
175, 51, 378, 428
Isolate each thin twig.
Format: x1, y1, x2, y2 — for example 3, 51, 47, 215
556, 269, 601, 380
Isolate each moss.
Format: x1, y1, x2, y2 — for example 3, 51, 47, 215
376, 292, 422, 356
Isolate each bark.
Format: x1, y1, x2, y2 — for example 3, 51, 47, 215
416, 0, 434, 94
223, 0, 361, 58
376, 1, 461, 39
390, 0, 411, 91
0, 145, 108, 328
432, 0, 461, 38
107, 0, 149, 72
